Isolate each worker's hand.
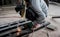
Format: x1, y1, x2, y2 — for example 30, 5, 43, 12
15, 4, 25, 12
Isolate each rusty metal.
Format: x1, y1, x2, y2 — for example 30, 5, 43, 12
0, 19, 50, 37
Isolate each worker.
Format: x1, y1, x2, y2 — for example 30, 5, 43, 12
26, 0, 48, 28
15, 0, 49, 29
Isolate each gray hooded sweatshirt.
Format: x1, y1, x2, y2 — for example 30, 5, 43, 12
30, 0, 48, 24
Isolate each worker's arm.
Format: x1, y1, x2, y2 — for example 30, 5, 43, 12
31, 0, 46, 18
41, 0, 48, 17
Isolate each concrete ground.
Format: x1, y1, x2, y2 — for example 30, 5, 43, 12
0, 3, 60, 37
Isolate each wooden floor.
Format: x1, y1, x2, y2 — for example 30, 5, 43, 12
0, 3, 60, 37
